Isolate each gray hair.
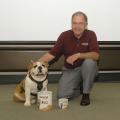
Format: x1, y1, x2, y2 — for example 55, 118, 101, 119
72, 11, 88, 24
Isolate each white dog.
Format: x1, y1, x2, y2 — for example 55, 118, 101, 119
13, 60, 49, 107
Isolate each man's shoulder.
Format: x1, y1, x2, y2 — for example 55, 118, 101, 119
84, 29, 96, 36
60, 29, 73, 37
61, 29, 96, 36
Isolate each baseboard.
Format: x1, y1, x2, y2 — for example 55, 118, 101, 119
0, 72, 120, 84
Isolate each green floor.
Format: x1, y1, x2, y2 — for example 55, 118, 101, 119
0, 83, 120, 120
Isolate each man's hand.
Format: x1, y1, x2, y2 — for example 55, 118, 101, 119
66, 52, 99, 65
66, 53, 80, 65
38, 53, 55, 63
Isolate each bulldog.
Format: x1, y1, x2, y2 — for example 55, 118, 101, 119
13, 60, 49, 107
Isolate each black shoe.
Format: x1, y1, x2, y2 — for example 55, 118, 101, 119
80, 85, 83, 95
80, 94, 90, 106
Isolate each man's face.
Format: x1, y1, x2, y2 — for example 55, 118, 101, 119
72, 15, 87, 37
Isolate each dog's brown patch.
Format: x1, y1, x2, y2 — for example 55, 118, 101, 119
27, 60, 49, 71
13, 80, 25, 102
38, 60, 49, 68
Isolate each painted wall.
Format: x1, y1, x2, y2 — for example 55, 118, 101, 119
0, 0, 119, 41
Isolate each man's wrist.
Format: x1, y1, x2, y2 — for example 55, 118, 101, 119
77, 53, 81, 59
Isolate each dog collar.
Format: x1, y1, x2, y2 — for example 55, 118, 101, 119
28, 72, 48, 91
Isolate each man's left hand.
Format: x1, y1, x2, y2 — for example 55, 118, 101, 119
66, 53, 80, 65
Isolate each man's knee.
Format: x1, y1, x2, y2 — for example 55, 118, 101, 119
82, 59, 97, 69
58, 88, 74, 99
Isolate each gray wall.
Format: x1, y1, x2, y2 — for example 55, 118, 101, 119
0, 41, 120, 84
0, 41, 120, 72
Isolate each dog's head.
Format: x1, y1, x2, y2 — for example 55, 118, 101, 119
27, 60, 49, 77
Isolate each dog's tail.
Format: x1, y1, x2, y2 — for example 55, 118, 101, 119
13, 80, 25, 102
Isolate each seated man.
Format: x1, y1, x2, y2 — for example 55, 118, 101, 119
38, 11, 100, 106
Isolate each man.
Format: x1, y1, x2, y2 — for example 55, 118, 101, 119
38, 11, 100, 106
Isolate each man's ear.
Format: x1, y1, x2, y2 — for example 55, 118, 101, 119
27, 60, 34, 71
85, 24, 88, 29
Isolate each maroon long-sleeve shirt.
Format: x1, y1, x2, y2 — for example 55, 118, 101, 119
49, 29, 99, 69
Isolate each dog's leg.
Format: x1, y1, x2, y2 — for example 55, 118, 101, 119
42, 79, 48, 91
24, 86, 31, 106
42, 87, 47, 91
31, 96, 37, 104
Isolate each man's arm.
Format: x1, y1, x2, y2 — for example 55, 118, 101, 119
66, 52, 99, 65
78, 52, 99, 61
38, 32, 64, 63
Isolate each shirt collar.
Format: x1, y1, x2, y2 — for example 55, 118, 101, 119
71, 29, 87, 40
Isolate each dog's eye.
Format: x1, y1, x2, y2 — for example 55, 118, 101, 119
34, 65, 37, 68
42, 64, 45, 67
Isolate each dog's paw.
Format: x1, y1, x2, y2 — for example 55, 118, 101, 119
42, 87, 47, 91
31, 99, 36, 104
24, 102, 31, 107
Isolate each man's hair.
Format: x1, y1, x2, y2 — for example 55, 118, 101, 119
72, 11, 88, 24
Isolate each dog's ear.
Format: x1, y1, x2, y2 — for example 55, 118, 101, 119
27, 60, 34, 71
43, 61, 49, 68
38, 60, 49, 68
30, 60, 34, 64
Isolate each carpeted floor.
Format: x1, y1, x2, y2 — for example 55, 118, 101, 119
0, 83, 120, 120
